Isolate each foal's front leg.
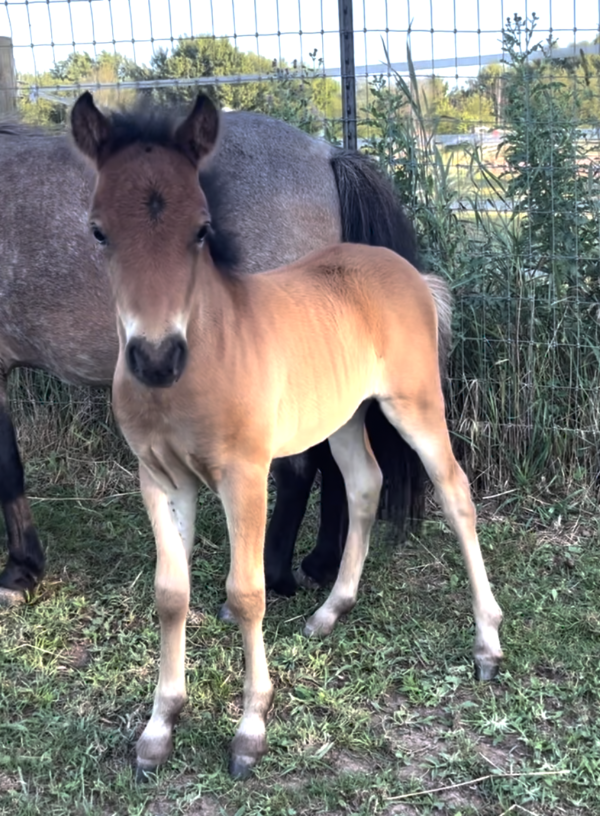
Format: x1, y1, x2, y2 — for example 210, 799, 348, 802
136, 463, 198, 778
219, 463, 274, 779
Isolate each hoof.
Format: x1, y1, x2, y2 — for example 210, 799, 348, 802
229, 753, 257, 780
135, 762, 158, 784
474, 658, 501, 682
230, 727, 268, 779
293, 566, 321, 591
303, 611, 335, 638
299, 556, 340, 588
218, 602, 237, 624
265, 572, 297, 597
0, 587, 26, 608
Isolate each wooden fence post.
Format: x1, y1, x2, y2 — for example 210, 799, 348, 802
0, 37, 16, 115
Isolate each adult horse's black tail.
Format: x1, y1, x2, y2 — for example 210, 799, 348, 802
331, 149, 439, 537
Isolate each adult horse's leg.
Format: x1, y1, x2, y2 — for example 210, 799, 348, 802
295, 442, 348, 589
0, 372, 45, 603
136, 464, 198, 778
263, 449, 319, 596
219, 461, 274, 779
377, 396, 503, 680
304, 404, 382, 637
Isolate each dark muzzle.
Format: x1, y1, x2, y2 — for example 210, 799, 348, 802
126, 334, 188, 388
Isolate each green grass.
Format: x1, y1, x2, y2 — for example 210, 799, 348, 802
1, 440, 599, 816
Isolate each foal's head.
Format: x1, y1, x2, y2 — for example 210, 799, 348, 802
71, 91, 220, 388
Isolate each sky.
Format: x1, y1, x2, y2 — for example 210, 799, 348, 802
1, 0, 599, 85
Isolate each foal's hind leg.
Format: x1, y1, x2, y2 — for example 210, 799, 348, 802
0, 373, 45, 604
305, 404, 382, 637
379, 396, 503, 681
136, 464, 198, 778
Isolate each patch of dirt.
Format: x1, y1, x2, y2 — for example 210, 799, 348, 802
476, 736, 525, 768
387, 781, 486, 815
332, 750, 380, 775
149, 793, 225, 816
57, 642, 92, 670
187, 607, 208, 627
0, 587, 25, 608
0, 772, 20, 793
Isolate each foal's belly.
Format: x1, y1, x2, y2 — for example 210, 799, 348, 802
271, 362, 381, 459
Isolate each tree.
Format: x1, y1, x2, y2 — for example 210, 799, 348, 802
467, 63, 505, 126
148, 38, 341, 135
18, 50, 142, 123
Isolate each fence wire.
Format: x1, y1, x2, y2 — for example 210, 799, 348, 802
2, 0, 600, 497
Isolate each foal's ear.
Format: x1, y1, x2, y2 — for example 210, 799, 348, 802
174, 93, 220, 167
71, 91, 111, 166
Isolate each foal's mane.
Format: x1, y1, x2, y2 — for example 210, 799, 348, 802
98, 106, 185, 158
98, 103, 241, 276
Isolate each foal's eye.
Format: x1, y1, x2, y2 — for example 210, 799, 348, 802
91, 225, 107, 246
195, 224, 210, 246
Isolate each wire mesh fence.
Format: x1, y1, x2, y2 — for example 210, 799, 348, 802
2, 0, 600, 498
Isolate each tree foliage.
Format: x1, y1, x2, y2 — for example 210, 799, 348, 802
16, 26, 600, 139
16, 38, 342, 136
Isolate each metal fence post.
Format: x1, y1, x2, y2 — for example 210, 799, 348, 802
0, 37, 16, 115
338, 0, 357, 151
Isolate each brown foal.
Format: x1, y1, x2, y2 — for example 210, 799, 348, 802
71, 91, 503, 779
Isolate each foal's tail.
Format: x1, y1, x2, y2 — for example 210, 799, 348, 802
422, 273, 453, 372
330, 149, 451, 537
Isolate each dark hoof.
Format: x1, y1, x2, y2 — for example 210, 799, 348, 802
229, 754, 257, 780
0, 564, 42, 595
135, 763, 158, 784
300, 555, 339, 587
0, 587, 26, 607
0, 530, 45, 594
293, 566, 321, 590
265, 571, 297, 597
474, 659, 501, 682
229, 728, 268, 779
218, 602, 237, 624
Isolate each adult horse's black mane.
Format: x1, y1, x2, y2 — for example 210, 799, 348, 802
79, 101, 242, 274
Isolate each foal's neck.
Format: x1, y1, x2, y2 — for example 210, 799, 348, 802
190, 250, 250, 346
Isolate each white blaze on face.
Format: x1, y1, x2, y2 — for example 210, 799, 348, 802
171, 313, 189, 341
121, 313, 141, 344
120, 311, 189, 345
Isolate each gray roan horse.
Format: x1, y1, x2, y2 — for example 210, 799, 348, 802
70, 90, 502, 779
0, 102, 428, 605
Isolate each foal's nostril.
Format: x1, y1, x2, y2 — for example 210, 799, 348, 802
126, 338, 145, 379
125, 335, 188, 388
171, 338, 187, 379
